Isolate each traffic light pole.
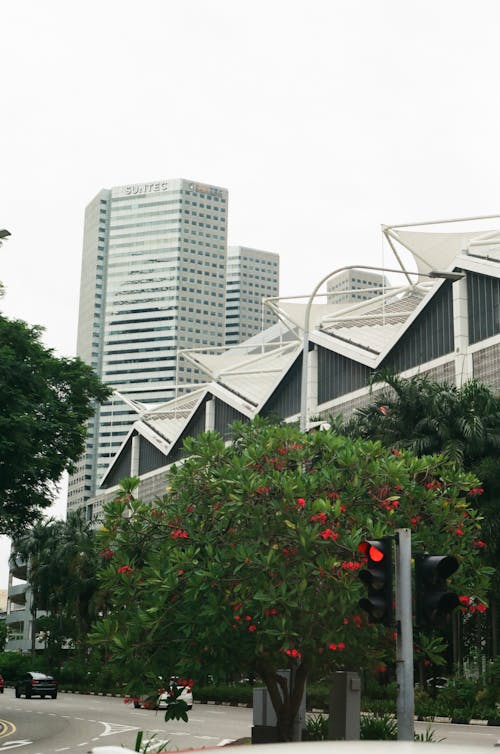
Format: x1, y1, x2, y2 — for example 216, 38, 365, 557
395, 529, 414, 741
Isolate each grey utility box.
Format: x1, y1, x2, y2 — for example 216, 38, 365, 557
328, 671, 361, 740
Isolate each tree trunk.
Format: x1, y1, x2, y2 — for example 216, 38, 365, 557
256, 661, 307, 742
30, 603, 37, 658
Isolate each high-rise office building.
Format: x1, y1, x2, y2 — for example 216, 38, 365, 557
68, 178, 228, 513
225, 246, 280, 346
327, 269, 389, 304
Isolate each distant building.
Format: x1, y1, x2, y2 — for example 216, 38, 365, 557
83, 224, 500, 520
5, 558, 46, 653
327, 269, 389, 304
67, 179, 280, 519
225, 246, 279, 346
68, 178, 229, 516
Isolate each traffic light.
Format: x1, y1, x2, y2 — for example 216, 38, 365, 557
358, 537, 393, 626
414, 554, 459, 628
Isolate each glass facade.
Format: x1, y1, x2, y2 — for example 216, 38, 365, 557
68, 179, 229, 511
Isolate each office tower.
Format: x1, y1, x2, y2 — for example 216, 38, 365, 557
68, 178, 228, 513
225, 246, 280, 346
327, 269, 389, 304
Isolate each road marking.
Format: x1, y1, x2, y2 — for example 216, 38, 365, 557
218, 739, 235, 746
193, 735, 219, 740
0, 721, 16, 740
0, 742, 32, 751
55, 748, 71, 751
99, 721, 139, 737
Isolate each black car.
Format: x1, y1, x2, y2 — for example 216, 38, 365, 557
15, 672, 58, 699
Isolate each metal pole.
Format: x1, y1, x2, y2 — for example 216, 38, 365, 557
395, 528, 414, 740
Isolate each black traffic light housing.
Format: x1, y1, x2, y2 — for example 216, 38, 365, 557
415, 554, 459, 628
358, 536, 393, 626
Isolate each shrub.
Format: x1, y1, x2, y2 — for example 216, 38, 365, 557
194, 684, 254, 705
0, 653, 36, 685
305, 713, 328, 740
360, 713, 397, 740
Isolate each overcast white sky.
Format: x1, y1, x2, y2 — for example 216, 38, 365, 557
2, 0, 500, 589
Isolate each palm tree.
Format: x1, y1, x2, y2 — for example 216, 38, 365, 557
10, 518, 57, 656
10, 512, 100, 661
348, 371, 500, 466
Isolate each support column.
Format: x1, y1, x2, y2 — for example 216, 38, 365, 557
307, 347, 318, 420
205, 398, 216, 432
453, 275, 473, 385
130, 434, 140, 477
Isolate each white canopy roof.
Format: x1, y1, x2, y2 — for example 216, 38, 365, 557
387, 226, 500, 274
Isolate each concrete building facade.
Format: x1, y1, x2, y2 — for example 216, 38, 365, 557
68, 178, 229, 514
67, 180, 281, 518
327, 268, 389, 304
225, 246, 280, 346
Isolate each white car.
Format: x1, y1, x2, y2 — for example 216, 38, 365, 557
133, 677, 193, 710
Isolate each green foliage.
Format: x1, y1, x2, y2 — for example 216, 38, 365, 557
91, 419, 489, 740
0, 315, 111, 535
10, 511, 101, 662
414, 726, 443, 742
0, 652, 37, 684
348, 372, 500, 468
195, 684, 255, 705
133, 731, 170, 753
360, 713, 397, 740
305, 713, 328, 740
484, 656, 500, 704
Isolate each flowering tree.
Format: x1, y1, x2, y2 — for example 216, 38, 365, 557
91, 419, 490, 741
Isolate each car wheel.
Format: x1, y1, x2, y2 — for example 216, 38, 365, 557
25, 691, 31, 699
133, 701, 141, 709
15, 688, 20, 698
51, 692, 57, 699
0, 688, 4, 694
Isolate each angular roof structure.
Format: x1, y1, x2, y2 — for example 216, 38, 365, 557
94, 217, 500, 504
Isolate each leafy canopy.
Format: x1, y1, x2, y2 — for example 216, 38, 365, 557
92, 419, 489, 737
0, 315, 111, 535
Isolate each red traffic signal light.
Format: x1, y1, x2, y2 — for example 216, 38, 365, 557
358, 537, 393, 626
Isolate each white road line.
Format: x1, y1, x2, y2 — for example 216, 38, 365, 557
55, 748, 71, 751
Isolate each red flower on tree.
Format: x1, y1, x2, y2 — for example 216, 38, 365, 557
473, 540, 487, 548
310, 512, 327, 525
117, 565, 132, 574
320, 528, 339, 541
171, 529, 189, 540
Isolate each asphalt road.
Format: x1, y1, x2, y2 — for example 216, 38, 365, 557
0, 690, 252, 752
0, 689, 498, 752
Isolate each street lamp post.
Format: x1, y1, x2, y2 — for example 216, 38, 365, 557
299, 264, 464, 432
